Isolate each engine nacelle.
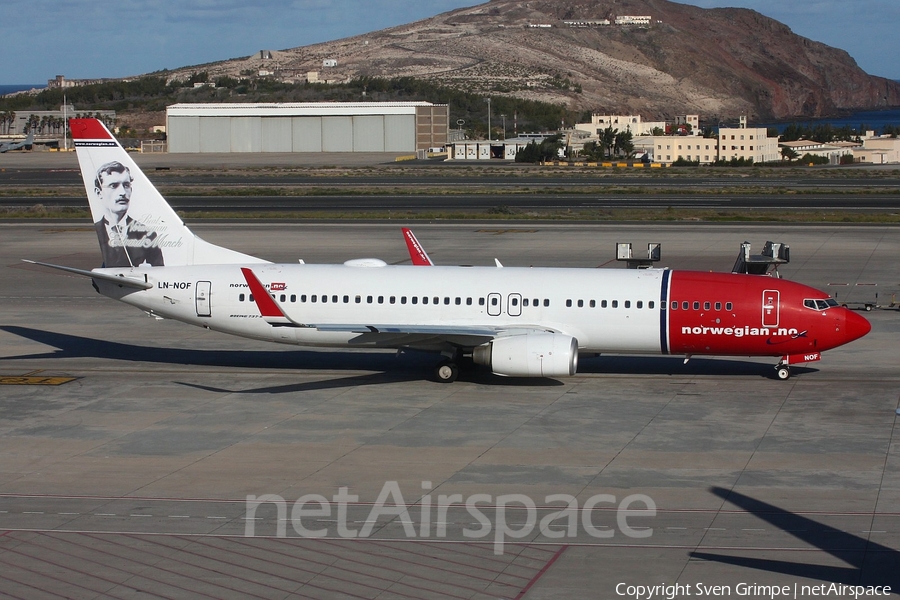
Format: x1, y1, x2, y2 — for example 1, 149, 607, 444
473, 334, 578, 377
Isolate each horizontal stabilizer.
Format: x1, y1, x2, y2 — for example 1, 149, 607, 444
23, 260, 153, 290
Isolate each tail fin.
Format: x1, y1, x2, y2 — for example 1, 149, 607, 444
69, 118, 267, 268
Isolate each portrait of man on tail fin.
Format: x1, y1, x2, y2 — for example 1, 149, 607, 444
93, 161, 164, 268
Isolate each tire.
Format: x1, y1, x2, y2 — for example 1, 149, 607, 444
435, 361, 459, 383
775, 366, 791, 381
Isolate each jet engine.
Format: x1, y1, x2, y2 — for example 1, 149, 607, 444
473, 333, 578, 377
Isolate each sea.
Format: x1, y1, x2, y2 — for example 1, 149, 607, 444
759, 108, 900, 134
0, 84, 46, 95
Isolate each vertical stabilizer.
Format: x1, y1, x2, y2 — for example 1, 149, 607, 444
69, 118, 267, 268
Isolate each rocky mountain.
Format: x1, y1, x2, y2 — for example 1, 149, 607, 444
165, 0, 900, 121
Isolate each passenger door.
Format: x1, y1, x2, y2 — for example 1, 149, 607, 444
762, 289, 779, 328
196, 281, 211, 317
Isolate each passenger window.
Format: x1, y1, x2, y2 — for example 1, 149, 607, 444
377, 296, 384, 304
543, 299, 550, 307
612, 300, 618, 308
239, 293, 245, 302
726, 302, 733, 311
467, 298, 473, 306
311, 295, 317, 303
301, 294, 307, 302
682, 301, 689, 310
455, 297, 461, 305
523, 298, 529, 307
332, 295, 338, 303
321, 295, 327, 303
577, 300, 583, 308
366, 296, 373, 303
649, 301, 655, 309
704, 302, 710, 310
355, 295, 361, 304
566, 299, 573, 307
249, 294, 254, 302
444, 297, 450, 305
637, 300, 643, 309
401, 297, 407, 304
601, 300, 608, 308
434, 297, 439, 305
671, 301, 677, 310
343, 295, 349, 303
512, 297, 518, 306
291, 295, 296, 303
590, 300, 596, 308
715, 302, 721, 311
280, 294, 286, 302
390, 296, 396, 304
479, 298, 485, 306
412, 297, 418, 305
693, 301, 700, 310
491, 297, 498, 306
624, 300, 631, 308
421, 297, 426, 304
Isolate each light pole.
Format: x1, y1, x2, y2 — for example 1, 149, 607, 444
484, 98, 491, 141
500, 114, 506, 140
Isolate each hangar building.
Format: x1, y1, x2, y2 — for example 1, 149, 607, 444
166, 102, 449, 153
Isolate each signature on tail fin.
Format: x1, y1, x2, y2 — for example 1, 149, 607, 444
69, 118, 268, 268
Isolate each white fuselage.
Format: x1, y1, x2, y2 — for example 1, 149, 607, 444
99, 263, 667, 354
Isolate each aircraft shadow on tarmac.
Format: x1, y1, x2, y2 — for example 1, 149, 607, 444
0, 326, 812, 391
692, 487, 899, 589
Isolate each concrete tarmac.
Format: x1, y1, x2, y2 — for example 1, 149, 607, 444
1, 221, 898, 599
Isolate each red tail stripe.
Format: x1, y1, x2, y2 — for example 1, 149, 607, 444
69, 118, 113, 140
240, 268, 285, 318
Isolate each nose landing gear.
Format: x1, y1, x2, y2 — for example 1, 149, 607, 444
775, 363, 791, 380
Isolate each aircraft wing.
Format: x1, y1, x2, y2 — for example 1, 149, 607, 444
240, 267, 551, 348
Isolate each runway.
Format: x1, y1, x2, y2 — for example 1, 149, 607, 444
1, 222, 899, 598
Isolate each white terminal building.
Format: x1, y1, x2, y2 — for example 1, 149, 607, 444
165, 102, 448, 153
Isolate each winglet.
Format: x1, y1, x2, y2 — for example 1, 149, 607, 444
240, 268, 304, 327
402, 227, 434, 266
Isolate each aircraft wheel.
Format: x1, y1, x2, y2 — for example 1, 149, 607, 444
775, 365, 791, 381
435, 361, 459, 383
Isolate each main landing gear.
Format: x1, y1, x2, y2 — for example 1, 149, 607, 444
434, 359, 459, 383
774, 363, 791, 381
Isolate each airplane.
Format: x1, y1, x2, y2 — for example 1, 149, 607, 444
0, 131, 34, 153
26, 118, 871, 383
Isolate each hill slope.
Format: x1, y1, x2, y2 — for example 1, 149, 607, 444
165, 0, 900, 120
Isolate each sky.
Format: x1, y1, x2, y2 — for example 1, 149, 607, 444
2, 0, 898, 84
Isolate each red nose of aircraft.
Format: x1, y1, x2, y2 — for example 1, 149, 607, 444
844, 309, 872, 343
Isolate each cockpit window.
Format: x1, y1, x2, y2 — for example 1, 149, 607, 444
805, 298, 838, 310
